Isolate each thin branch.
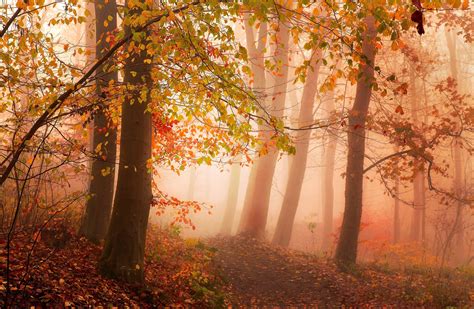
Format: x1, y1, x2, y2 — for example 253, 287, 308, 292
363, 149, 411, 174
0, 7, 22, 38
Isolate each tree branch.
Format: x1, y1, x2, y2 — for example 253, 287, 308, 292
363, 149, 411, 174
0, 7, 22, 38
0, 0, 207, 186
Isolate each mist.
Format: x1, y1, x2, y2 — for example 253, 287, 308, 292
1, 0, 472, 307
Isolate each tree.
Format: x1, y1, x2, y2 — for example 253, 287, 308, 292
393, 146, 401, 244
272, 49, 322, 247
238, 10, 291, 238
321, 89, 338, 251
335, 15, 376, 265
220, 156, 241, 235
237, 15, 268, 237
443, 28, 465, 264
80, 0, 118, 243
98, 2, 153, 283
408, 63, 425, 242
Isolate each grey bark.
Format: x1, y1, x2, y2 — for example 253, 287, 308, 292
80, 0, 118, 243
98, 3, 152, 283
334, 16, 376, 265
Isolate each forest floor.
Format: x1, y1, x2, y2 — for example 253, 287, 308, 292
210, 235, 474, 308
1, 228, 473, 307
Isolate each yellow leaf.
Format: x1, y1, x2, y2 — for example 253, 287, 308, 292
101, 167, 111, 176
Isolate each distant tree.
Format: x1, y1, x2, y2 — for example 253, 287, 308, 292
272, 49, 322, 247
321, 90, 338, 251
220, 157, 241, 235
408, 63, 425, 242
239, 11, 291, 238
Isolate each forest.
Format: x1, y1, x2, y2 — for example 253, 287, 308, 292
0, 0, 473, 307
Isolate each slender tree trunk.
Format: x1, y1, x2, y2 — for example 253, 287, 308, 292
80, 0, 118, 243
98, 3, 152, 283
393, 146, 401, 243
445, 29, 465, 262
321, 90, 337, 251
272, 50, 322, 246
334, 16, 376, 265
238, 17, 267, 234
411, 169, 423, 241
394, 176, 401, 243
238, 17, 290, 238
409, 64, 424, 242
220, 157, 241, 235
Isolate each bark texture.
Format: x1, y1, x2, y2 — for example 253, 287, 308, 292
272, 50, 322, 247
334, 16, 376, 265
98, 3, 152, 283
80, 0, 118, 243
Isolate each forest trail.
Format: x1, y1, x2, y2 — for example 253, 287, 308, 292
209, 236, 474, 307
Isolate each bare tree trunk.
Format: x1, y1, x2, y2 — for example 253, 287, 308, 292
394, 175, 401, 243
409, 64, 424, 242
393, 145, 401, 244
272, 50, 322, 247
238, 17, 267, 236
98, 2, 152, 283
334, 16, 376, 265
80, 0, 118, 243
220, 157, 241, 235
239, 12, 291, 238
445, 29, 465, 262
321, 90, 337, 251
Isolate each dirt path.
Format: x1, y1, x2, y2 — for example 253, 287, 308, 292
208, 236, 473, 308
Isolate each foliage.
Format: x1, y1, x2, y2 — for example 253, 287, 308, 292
1, 223, 226, 307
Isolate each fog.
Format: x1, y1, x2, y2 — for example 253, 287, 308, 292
1, 0, 472, 306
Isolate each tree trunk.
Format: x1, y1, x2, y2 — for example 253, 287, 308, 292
334, 16, 376, 265
98, 3, 152, 283
321, 90, 337, 251
445, 29, 465, 262
393, 147, 401, 244
220, 157, 241, 235
238, 17, 267, 236
272, 50, 322, 247
80, 0, 118, 243
238, 16, 290, 238
409, 64, 424, 242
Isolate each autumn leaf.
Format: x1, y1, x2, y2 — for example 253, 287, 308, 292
395, 105, 404, 115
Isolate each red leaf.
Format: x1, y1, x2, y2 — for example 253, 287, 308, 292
395, 105, 404, 115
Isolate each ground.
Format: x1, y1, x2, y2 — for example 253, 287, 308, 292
1, 229, 473, 307
210, 236, 474, 307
